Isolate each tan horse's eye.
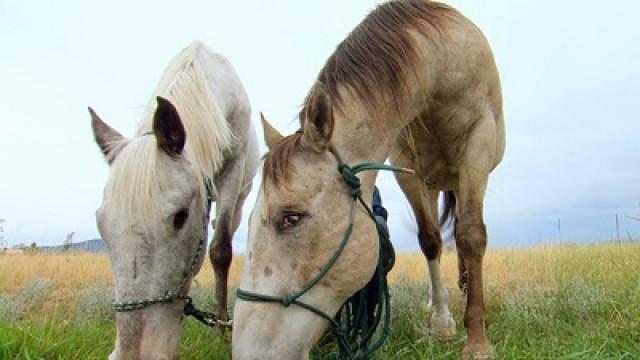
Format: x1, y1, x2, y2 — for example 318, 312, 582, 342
278, 212, 304, 231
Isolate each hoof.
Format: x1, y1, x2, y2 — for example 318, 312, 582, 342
212, 305, 229, 321
430, 312, 457, 341
462, 343, 495, 360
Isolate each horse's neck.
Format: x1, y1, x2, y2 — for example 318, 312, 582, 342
330, 103, 409, 196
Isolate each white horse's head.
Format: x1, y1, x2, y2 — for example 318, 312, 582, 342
91, 97, 208, 360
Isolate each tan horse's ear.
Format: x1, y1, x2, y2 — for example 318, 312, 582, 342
89, 107, 125, 165
302, 85, 333, 152
261, 112, 284, 150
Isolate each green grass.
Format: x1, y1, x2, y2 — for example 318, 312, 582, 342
0, 312, 235, 359
1, 243, 639, 359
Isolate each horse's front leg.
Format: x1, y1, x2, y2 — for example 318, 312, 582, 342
209, 169, 250, 323
210, 211, 234, 321
455, 117, 495, 358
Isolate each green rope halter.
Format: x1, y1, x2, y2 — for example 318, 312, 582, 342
236, 153, 413, 359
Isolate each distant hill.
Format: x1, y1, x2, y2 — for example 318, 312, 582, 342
40, 238, 106, 253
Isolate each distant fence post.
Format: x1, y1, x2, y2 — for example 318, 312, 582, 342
557, 217, 561, 241
0, 218, 5, 250
616, 213, 621, 243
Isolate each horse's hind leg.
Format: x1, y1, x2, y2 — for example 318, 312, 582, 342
394, 170, 456, 340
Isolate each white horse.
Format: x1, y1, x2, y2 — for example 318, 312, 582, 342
90, 41, 259, 359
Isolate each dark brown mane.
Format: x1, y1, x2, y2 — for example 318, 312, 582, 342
302, 0, 455, 117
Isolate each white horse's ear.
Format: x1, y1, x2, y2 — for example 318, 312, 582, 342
89, 107, 125, 164
153, 97, 186, 157
261, 112, 284, 150
302, 85, 333, 152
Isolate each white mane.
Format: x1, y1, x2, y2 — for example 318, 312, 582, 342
104, 42, 234, 224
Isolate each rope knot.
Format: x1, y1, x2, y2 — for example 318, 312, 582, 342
281, 294, 295, 307
338, 164, 362, 198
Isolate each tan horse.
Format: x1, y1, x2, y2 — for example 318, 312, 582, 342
233, 1, 504, 359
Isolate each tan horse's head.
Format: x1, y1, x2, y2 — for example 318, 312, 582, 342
91, 98, 208, 360
233, 89, 380, 359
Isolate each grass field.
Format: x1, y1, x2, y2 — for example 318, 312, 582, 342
1, 243, 638, 359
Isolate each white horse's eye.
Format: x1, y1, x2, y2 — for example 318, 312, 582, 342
173, 208, 189, 230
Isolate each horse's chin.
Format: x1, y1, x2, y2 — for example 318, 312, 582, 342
232, 298, 335, 360
111, 301, 184, 360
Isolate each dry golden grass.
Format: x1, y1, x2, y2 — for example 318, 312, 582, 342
1, 242, 637, 307
2, 242, 637, 359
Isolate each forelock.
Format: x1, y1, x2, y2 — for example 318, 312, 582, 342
262, 133, 313, 187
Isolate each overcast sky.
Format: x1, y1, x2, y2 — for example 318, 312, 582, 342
1, 0, 639, 251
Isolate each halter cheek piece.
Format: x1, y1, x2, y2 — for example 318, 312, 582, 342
236, 146, 414, 359
111, 132, 230, 328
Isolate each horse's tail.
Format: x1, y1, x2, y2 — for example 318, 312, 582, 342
440, 190, 457, 230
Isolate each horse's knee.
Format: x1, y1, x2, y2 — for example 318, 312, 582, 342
418, 227, 442, 260
210, 219, 233, 269
455, 223, 487, 260
210, 241, 232, 271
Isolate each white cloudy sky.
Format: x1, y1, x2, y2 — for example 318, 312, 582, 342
1, 0, 639, 251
